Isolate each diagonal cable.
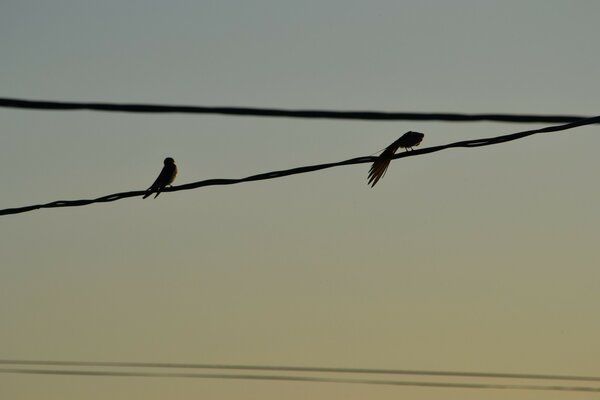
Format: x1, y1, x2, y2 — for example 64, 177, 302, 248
1, 115, 598, 217
1, 367, 600, 393
1, 359, 599, 382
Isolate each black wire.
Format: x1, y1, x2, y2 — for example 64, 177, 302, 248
1, 115, 598, 217
0, 359, 598, 382
1, 367, 600, 393
0, 97, 595, 123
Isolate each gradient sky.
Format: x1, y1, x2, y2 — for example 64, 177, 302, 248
1, 1, 599, 399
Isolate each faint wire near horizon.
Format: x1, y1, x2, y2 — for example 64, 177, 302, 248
0, 115, 598, 217
2, 367, 600, 393
1, 359, 599, 383
0, 97, 597, 124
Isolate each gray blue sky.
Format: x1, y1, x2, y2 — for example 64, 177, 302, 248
1, 1, 599, 399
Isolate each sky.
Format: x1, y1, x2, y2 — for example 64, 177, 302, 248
1, 1, 599, 399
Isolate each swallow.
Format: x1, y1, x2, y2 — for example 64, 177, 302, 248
143, 157, 178, 199
368, 131, 424, 187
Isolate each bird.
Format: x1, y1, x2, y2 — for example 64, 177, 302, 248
143, 157, 178, 199
368, 131, 424, 187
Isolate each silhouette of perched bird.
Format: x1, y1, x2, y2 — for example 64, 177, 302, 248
368, 131, 424, 187
143, 157, 178, 199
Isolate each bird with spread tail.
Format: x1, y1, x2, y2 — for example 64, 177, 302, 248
143, 157, 178, 199
368, 131, 424, 187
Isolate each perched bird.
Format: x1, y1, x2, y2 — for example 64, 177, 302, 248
143, 157, 178, 199
368, 131, 424, 187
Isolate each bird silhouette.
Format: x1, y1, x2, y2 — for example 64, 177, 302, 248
143, 157, 178, 199
368, 131, 424, 187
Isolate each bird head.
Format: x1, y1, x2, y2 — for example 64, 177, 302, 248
164, 157, 175, 165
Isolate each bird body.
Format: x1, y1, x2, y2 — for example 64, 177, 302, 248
368, 131, 424, 187
143, 157, 177, 199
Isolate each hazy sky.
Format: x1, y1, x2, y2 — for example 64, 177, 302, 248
1, 1, 599, 399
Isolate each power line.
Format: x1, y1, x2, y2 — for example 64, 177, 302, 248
1, 359, 598, 382
1, 115, 597, 217
1, 367, 600, 393
0, 97, 596, 123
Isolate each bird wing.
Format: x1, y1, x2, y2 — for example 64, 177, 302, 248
152, 164, 177, 198
150, 166, 170, 189
143, 164, 173, 198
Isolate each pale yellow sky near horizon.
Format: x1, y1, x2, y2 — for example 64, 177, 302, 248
1, 1, 599, 399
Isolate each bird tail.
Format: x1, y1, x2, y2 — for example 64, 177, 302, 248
367, 158, 392, 187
